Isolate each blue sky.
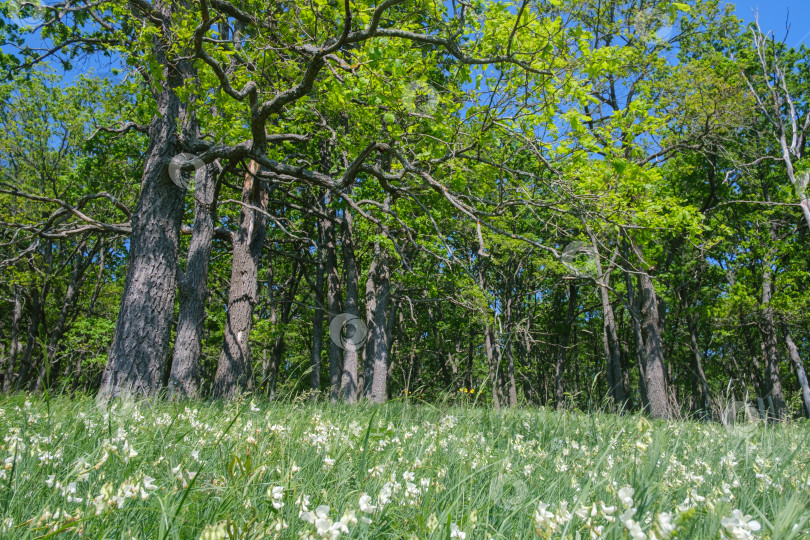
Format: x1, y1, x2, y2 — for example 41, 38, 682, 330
731, 0, 810, 46
3, 0, 808, 86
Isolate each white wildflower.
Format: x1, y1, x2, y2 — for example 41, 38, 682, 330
199, 521, 229, 540
340, 509, 358, 528
534, 501, 558, 533
620, 509, 646, 540
618, 485, 635, 508
556, 500, 572, 525
378, 482, 393, 505
268, 485, 284, 509
720, 509, 761, 539
143, 476, 158, 491
122, 441, 138, 462
450, 522, 466, 539
656, 512, 676, 538
297, 494, 310, 512
359, 493, 376, 513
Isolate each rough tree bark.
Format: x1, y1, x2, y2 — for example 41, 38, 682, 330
2, 285, 23, 392
784, 328, 810, 419
625, 269, 650, 412
759, 232, 787, 419
322, 193, 343, 402
589, 239, 625, 408
466, 323, 475, 392
637, 271, 673, 419
385, 298, 398, 401
213, 160, 268, 398
98, 36, 188, 398
555, 282, 578, 409
310, 216, 325, 392
169, 162, 219, 399
16, 286, 43, 390
363, 228, 391, 403
477, 263, 502, 409
339, 208, 361, 403
740, 311, 768, 418
600, 287, 626, 408
503, 268, 518, 407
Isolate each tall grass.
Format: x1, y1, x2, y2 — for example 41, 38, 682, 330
0, 393, 808, 539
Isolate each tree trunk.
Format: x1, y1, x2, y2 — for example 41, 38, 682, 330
3, 285, 23, 393
483, 320, 501, 409
262, 257, 302, 398
340, 209, 361, 403
310, 217, 326, 393
466, 323, 475, 391
555, 283, 578, 409
593, 250, 625, 407
799, 196, 810, 231
740, 312, 768, 419
17, 286, 43, 390
503, 283, 518, 406
683, 303, 710, 414
72, 248, 106, 392
36, 238, 99, 391
323, 195, 343, 402
266, 336, 283, 399
759, 245, 786, 419
98, 59, 187, 398
601, 293, 625, 408
169, 162, 219, 399
784, 328, 810, 419
363, 234, 391, 403
428, 304, 453, 388
385, 299, 399, 401
213, 160, 268, 398
477, 264, 501, 408
637, 272, 673, 419
625, 270, 649, 412
261, 265, 285, 399
620, 346, 632, 408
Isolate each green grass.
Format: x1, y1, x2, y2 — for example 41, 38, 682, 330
0, 394, 808, 539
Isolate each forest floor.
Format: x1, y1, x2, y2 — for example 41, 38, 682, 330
0, 394, 808, 539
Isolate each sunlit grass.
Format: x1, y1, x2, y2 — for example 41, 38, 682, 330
0, 393, 808, 539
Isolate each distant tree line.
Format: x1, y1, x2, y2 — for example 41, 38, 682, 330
0, 0, 808, 420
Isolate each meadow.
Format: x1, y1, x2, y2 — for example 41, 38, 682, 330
1, 394, 808, 539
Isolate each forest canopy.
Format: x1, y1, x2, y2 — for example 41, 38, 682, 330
0, 0, 809, 421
